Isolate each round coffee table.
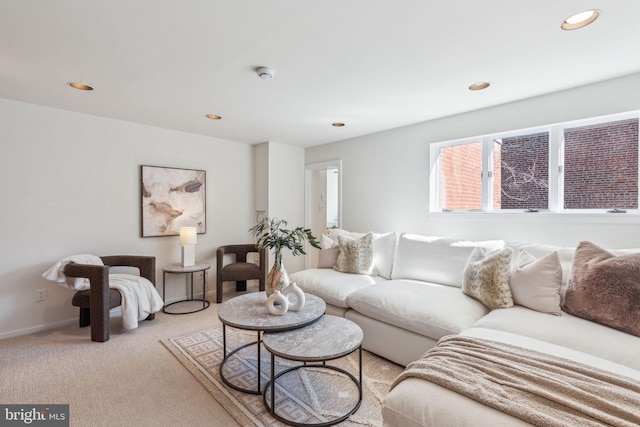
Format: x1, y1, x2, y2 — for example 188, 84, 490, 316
262, 315, 363, 427
217, 292, 326, 394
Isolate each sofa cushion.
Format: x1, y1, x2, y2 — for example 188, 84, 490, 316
372, 232, 397, 279
474, 306, 640, 370
289, 268, 383, 308
334, 232, 375, 274
383, 326, 640, 427
563, 241, 640, 337
346, 279, 489, 340
391, 234, 465, 286
462, 247, 514, 309
510, 250, 562, 315
506, 242, 575, 287
392, 233, 505, 288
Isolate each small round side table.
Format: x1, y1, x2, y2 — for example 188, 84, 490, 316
162, 263, 211, 314
262, 315, 363, 426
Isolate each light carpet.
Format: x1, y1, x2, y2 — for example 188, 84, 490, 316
162, 325, 403, 427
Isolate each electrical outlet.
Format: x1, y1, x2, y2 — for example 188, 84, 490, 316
36, 289, 47, 301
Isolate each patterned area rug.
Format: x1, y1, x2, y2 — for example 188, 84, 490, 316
162, 325, 403, 427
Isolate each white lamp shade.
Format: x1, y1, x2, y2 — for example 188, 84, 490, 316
179, 227, 198, 246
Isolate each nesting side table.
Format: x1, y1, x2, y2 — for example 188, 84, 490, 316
262, 315, 363, 427
162, 263, 211, 314
217, 292, 326, 394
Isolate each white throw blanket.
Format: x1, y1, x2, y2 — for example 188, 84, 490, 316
107, 273, 164, 329
42, 254, 103, 290
42, 254, 163, 329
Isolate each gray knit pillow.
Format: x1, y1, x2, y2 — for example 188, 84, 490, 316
462, 247, 514, 309
334, 232, 374, 275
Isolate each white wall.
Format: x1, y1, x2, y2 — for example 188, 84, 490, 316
305, 73, 640, 249
0, 98, 256, 338
254, 141, 306, 273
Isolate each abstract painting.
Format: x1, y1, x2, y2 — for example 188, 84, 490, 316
141, 165, 206, 237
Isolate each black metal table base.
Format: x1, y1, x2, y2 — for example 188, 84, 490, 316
162, 268, 210, 314
219, 325, 263, 395
263, 346, 363, 427
162, 298, 210, 314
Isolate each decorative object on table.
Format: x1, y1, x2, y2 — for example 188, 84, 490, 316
179, 226, 197, 267
249, 216, 320, 296
140, 165, 206, 237
265, 290, 289, 316
281, 281, 305, 311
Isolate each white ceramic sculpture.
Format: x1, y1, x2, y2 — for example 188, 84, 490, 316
266, 289, 289, 316
282, 281, 305, 311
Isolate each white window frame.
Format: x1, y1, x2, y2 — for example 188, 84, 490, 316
429, 110, 640, 214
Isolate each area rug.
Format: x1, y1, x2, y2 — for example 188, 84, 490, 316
162, 325, 403, 427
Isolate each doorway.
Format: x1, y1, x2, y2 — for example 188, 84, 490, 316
304, 160, 342, 268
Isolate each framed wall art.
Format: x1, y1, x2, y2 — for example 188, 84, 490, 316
140, 165, 206, 237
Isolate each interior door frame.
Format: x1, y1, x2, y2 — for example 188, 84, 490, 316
304, 159, 342, 268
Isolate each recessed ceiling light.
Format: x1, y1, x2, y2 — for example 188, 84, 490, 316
468, 82, 490, 91
68, 82, 93, 91
205, 114, 222, 120
561, 10, 599, 30
332, 122, 345, 127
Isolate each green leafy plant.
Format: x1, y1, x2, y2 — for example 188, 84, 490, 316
249, 217, 321, 266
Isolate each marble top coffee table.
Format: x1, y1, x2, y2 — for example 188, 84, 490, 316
218, 292, 326, 394
262, 315, 364, 426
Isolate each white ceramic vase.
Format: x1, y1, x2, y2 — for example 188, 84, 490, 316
265, 290, 289, 316
282, 281, 305, 311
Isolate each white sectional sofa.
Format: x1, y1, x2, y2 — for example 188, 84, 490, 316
289, 230, 640, 427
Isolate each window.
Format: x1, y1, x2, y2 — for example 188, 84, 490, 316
564, 118, 638, 210
438, 141, 482, 210
430, 112, 640, 213
498, 131, 549, 210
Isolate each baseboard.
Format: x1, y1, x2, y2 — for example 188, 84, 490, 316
0, 318, 77, 340
0, 291, 217, 341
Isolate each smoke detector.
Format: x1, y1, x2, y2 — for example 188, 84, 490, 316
256, 67, 275, 80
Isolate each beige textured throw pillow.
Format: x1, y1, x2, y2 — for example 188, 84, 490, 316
462, 247, 514, 309
510, 250, 562, 315
334, 232, 374, 275
563, 241, 640, 337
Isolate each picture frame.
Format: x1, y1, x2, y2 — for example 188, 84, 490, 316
140, 165, 206, 237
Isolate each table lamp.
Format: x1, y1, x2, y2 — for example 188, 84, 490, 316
179, 226, 197, 267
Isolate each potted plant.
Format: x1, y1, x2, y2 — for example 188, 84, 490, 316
249, 217, 320, 296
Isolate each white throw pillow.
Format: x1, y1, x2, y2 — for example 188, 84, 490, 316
372, 232, 397, 279
462, 247, 514, 309
317, 246, 340, 268
327, 228, 363, 244
391, 233, 471, 287
452, 239, 505, 253
510, 250, 562, 315
320, 233, 335, 250
317, 233, 340, 268
334, 232, 374, 275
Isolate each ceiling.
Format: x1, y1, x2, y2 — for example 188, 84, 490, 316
1, 1, 639, 148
